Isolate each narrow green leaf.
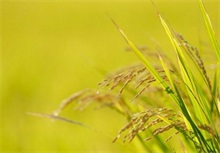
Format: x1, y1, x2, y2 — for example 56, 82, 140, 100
158, 55, 174, 89
197, 0, 220, 62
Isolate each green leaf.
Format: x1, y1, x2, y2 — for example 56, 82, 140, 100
197, 0, 220, 62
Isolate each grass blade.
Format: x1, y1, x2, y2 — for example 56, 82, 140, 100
27, 112, 91, 129
197, 0, 220, 62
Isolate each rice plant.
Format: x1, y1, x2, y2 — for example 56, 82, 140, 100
32, 0, 220, 152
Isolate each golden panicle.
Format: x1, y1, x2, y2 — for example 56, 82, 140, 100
98, 64, 173, 101
152, 124, 174, 135
176, 33, 212, 90
113, 108, 187, 143
165, 131, 180, 142
53, 89, 132, 119
198, 124, 215, 136
53, 89, 90, 116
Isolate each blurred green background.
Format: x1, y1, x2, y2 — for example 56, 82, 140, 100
1, 0, 219, 152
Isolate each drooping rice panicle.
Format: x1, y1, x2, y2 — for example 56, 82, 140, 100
176, 33, 212, 90
113, 108, 188, 143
